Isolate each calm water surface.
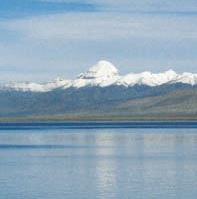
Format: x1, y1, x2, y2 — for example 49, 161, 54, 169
0, 127, 196, 199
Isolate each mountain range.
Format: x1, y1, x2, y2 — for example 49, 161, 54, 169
1, 60, 197, 120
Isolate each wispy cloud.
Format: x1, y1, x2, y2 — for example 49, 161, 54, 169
39, 0, 197, 13
2, 12, 197, 41
0, 0, 99, 19
0, 0, 197, 82
1, 0, 197, 19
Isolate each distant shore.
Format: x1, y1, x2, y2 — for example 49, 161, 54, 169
1, 120, 197, 130
1, 115, 197, 122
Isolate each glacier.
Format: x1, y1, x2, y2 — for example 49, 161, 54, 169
1, 60, 197, 92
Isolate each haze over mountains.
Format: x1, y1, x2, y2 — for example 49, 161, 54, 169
1, 60, 197, 120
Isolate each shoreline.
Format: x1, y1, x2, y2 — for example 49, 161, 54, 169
1, 116, 197, 122
1, 120, 197, 129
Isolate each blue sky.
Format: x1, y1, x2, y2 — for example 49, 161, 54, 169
0, 0, 197, 82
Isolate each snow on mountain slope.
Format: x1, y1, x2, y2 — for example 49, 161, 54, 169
77, 60, 119, 79
174, 72, 197, 86
118, 70, 178, 87
1, 78, 70, 92
1, 60, 197, 92
71, 60, 120, 88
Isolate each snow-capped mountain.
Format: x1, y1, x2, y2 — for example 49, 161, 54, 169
77, 60, 119, 79
1, 60, 197, 118
1, 60, 197, 92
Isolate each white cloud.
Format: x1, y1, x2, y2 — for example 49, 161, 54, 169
2, 12, 197, 42
0, 1, 197, 82
39, 0, 197, 12
1, 13, 139, 41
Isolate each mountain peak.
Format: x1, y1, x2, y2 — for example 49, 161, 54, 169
77, 60, 119, 79
164, 69, 177, 76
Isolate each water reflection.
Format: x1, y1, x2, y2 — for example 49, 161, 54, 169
0, 128, 196, 199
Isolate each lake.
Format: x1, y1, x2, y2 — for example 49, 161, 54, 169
0, 124, 196, 199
